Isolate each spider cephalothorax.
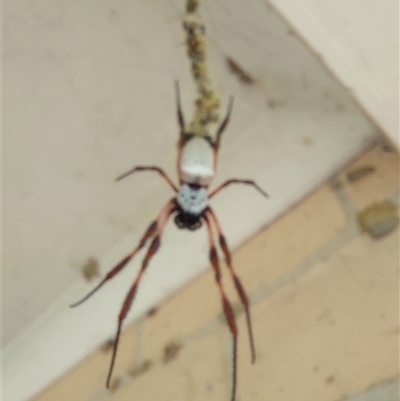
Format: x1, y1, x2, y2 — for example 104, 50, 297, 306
71, 82, 268, 401
176, 183, 208, 215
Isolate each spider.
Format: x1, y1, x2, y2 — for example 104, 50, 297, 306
71, 82, 268, 401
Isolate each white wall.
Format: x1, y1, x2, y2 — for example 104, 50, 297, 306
271, 0, 399, 146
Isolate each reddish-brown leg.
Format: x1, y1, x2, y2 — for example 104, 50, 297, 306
209, 178, 268, 199
70, 199, 176, 308
175, 80, 185, 138
175, 81, 187, 183
106, 203, 177, 388
213, 96, 234, 168
207, 207, 256, 364
115, 166, 178, 192
203, 213, 238, 401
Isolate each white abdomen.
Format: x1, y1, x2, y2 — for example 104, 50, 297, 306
180, 137, 214, 186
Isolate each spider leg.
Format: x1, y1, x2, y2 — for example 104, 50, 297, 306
214, 96, 234, 154
207, 207, 256, 364
203, 213, 238, 401
70, 199, 176, 308
209, 178, 268, 199
107, 203, 177, 388
115, 166, 178, 192
174, 80, 185, 137
175, 81, 187, 183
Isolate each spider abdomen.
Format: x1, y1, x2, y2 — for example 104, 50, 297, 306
180, 137, 214, 186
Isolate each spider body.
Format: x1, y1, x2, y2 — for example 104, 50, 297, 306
176, 133, 216, 230
71, 82, 268, 401
180, 135, 215, 186
176, 183, 208, 215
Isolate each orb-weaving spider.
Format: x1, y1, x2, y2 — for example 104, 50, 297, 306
71, 83, 268, 401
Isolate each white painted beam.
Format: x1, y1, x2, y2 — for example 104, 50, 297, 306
270, 0, 399, 147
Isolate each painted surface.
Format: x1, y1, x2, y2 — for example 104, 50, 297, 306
271, 0, 399, 146
3, 1, 382, 400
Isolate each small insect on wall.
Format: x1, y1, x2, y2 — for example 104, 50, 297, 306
71, 1, 267, 400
